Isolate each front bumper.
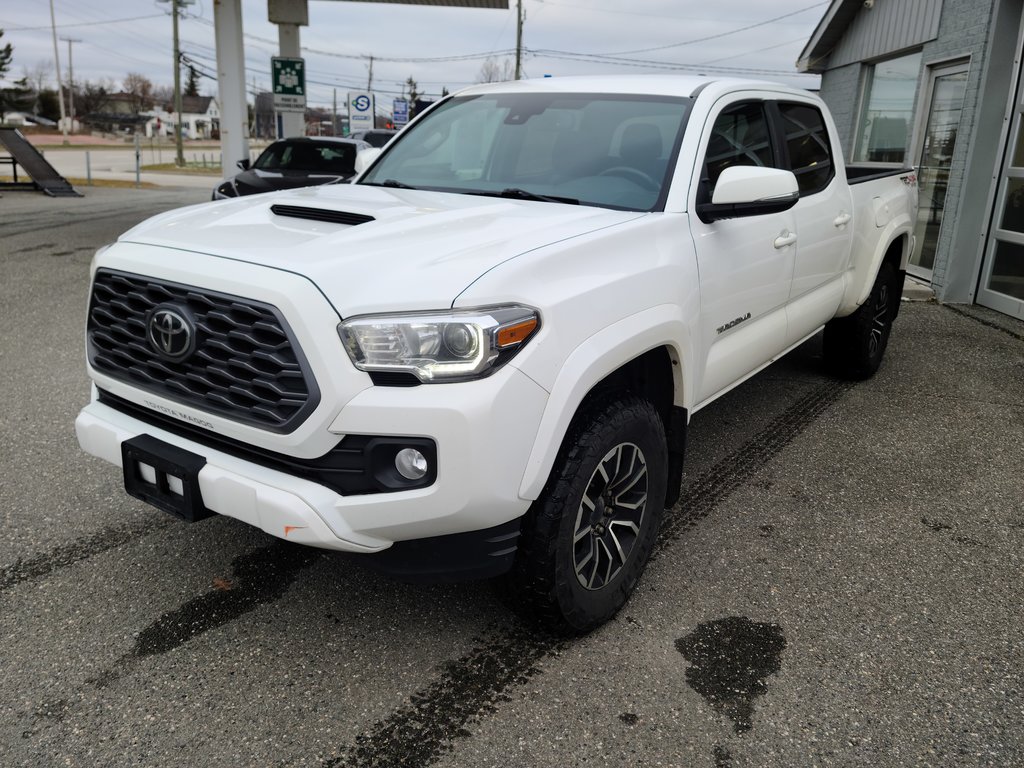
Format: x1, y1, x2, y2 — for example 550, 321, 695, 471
75, 361, 548, 555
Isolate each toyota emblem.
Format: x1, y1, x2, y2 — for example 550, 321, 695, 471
147, 305, 196, 361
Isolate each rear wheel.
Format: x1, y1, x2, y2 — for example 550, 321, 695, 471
823, 261, 901, 379
506, 395, 667, 635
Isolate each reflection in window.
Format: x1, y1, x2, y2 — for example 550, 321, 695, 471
779, 103, 833, 195
703, 102, 774, 197
989, 241, 1024, 301
853, 51, 922, 164
1001, 178, 1024, 234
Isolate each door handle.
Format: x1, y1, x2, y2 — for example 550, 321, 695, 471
833, 212, 852, 227
773, 230, 797, 249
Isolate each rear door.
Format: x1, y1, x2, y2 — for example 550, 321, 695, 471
773, 100, 854, 345
688, 96, 796, 406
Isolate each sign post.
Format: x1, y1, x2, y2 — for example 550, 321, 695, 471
348, 92, 375, 134
392, 99, 409, 129
272, 57, 307, 114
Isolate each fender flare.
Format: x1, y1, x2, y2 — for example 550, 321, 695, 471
516, 304, 690, 500
837, 215, 912, 317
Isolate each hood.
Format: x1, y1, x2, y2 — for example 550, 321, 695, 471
118, 184, 643, 316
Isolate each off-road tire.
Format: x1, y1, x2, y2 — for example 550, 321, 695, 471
823, 261, 901, 379
505, 394, 667, 635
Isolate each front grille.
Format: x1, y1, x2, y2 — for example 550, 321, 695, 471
88, 269, 319, 433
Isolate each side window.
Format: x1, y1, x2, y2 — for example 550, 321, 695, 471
702, 102, 774, 201
778, 102, 833, 196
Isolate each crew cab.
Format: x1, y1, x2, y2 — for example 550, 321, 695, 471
76, 76, 917, 633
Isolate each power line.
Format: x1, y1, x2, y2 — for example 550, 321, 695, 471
531, 49, 817, 78
559, 2, 828, 56
4, 13, 165, 32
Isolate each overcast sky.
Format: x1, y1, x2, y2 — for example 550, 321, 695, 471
2, 0, 826, 111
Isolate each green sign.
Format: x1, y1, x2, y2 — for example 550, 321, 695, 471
272, 57, 306, 113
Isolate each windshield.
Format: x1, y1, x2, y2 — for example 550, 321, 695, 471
359, 92, 692, 211
253, 141, 358, 174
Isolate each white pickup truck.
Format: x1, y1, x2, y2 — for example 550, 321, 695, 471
76, 76, 917, 633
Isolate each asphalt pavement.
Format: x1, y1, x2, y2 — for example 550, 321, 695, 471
1, 187, 1022, 767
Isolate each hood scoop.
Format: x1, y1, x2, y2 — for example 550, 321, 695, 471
270, 204, 375, 226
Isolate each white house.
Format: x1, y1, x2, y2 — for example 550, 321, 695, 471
144, 95, 220, 140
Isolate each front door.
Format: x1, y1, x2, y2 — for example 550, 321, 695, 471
689, 98, 795, 406
909, 61, 969, 279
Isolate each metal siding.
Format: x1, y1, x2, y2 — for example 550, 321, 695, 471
829, 0, 944, 68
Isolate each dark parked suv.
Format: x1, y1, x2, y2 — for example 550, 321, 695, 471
213, 136, 370, 199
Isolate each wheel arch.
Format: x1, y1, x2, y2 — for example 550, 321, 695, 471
837, 224, 912, 317
517, 306, 690, 506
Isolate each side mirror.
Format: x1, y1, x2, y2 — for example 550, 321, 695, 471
696, 166, 799, 223
236, 158, 251, 171
354, 148, 382, 176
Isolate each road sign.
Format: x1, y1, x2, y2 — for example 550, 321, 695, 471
272, 57, 306, 113
349, 91, 375, 133
393, 99, 409, 128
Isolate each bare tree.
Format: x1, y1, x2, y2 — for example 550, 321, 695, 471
21, 61, 51, 114
152, 84, 174, 106
23, 61, 50, 93
79, 79, 114, 115
477, 56, 515, 84
122, 71, 154, 114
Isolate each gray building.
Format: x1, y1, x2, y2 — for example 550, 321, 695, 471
799, 0, 1024, 320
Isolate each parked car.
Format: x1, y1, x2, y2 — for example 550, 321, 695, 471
212, 136, 369, 199
349, 129, 398, 148
79, 76, 917, 634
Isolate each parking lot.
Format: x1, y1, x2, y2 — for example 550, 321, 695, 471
1, 187, 1022, 767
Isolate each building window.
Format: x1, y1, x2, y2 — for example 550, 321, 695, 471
853, 51, 922, 164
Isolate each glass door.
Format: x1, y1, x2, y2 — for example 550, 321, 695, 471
978, 72, 1024, 318
909, 62, 970, 278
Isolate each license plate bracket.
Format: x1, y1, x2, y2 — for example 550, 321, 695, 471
121, 435, 213, 522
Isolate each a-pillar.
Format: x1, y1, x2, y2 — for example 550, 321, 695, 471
270, 0, 308, 138
213, 0, 250, 181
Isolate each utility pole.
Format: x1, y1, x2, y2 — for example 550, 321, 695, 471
514, 0, 524, 80
366, 55, 374, 92
159, 0, 193, 166
332, 88, 338, 136
171, 0, 184, 166
48, 0, 68, 144
60, 37, 81, 133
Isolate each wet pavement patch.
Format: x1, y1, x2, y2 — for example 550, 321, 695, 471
133, 542, 319, 657
675, 616, 786, 733
0, 518, 172, 593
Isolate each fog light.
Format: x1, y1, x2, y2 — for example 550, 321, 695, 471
395, 448, 428, 480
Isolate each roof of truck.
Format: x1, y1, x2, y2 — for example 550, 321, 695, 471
454, 74, 805, 100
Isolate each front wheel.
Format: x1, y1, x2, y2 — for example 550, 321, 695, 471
505, 395, 667, 635
823, 261, 901, 379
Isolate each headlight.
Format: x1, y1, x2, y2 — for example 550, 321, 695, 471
212, 180, 237, 200
338, 306, 539, 382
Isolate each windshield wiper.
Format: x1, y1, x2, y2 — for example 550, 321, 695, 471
367, 178, 417, 189
466, 188, 579, 205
